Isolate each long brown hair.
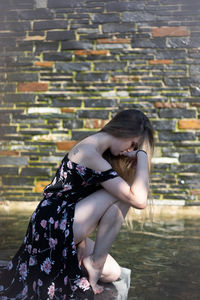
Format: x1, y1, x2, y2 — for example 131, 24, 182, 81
101, 109, 154, 226
100, 109, 154, 184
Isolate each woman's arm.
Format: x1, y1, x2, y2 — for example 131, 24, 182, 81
100, 150, 149, 209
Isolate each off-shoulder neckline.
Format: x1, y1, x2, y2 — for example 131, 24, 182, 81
65, 153, 115, 174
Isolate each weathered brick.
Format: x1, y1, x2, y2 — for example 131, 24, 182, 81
48, 0, 84, 8
131, 38, 166, 48
63, 119, 83, 129
72, 131, 96, 140
167, 37, 190, 49
0, 151, 19, 156
4, 94, 36, 103
106, 2, 145, 12
0, 126, 16, 135
84, 99, 118, 107
94, 62, 126, 71
180, 154, 200, 163
179, 119, 200, 129
149, 59, 173, 65
2, 177, 34, 186
152, 27, 190, 37
33, 20, 68, 30
152, 120, 176, 131
74, 50, 109, 56
85, 119, 108, 129
18, 82, 48, 92
154, 102, 186, 108
0, 21, 31, 32
56, 141, 78, 151
122, 12, 155, 22
46, 31, 75, 41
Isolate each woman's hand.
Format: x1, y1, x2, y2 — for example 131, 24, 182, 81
121, 150, 147, 169
76, 239, 86, 267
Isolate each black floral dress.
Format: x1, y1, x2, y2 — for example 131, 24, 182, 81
0, 153, 119, 300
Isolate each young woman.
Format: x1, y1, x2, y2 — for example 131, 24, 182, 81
0, 109, 154, 300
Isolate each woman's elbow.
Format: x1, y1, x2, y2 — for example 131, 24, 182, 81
129, 191, 148, 209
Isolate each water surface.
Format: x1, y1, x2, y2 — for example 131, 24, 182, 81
0, 211, 200, 300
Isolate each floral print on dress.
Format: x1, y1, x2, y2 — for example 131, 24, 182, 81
0, 153, 119, 300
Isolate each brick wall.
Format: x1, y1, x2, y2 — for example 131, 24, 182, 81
0, 0, 200, 205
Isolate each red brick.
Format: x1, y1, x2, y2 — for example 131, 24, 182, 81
18, 82, 48, 92
154, 102, 186, 108
34, 61, 53, 67
96, 38, 131, 44
74, 50, 109, 56
149, 59, 173, 65
179, 119, 200, 129
190, 103, 200, 108
35, 181, 50, 193
85, 119, 108, 129
152, 26, 190, 37
56, 141, 78, 151
0, 151, 19, 156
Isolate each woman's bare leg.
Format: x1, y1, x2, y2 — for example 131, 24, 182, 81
73, 189, 130, 293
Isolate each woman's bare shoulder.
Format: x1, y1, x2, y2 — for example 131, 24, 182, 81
69, 144, 111, 172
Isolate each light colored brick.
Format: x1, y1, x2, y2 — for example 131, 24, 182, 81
85, 119, 108, 129
34, 61, 53, 67
154, 102, 186, 108
179, 119, 200, 129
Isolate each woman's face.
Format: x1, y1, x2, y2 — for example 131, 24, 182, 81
110, 136, 141, 156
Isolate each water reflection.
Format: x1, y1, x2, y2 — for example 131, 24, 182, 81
0, 212, 200, 300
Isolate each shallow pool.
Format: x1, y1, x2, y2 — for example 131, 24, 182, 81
0, 211, 200, 300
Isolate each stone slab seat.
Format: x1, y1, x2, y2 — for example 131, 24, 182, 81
0, 261, 131, 300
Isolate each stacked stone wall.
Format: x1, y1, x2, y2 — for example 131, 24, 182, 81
0, 0, 200, 205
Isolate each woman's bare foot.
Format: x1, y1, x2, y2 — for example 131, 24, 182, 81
83, 256, 104, 294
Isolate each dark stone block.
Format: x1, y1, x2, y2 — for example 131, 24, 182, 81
122, 12, 155, 22
103, 23, 136, 33
92, 13, 120, 23
95, 62, 126, 71
0, 167, 18, 175
20, 168, 50, 176
170, 164, 200, 173
62, 40, 93, 50
0, 126, 16, 135
2, 177, 34, 186
180, 154, 200, 163
106, 1, 145, 11
167, 37, 191, 49
48, 0, 84, 8
158, 132, 196, 141
55, 62, 91, 72
52, 99, 81, 107
152, 120, 176, 131
0, 157, 28, 166
33, 20, 68, 30
159, 108, 196, 118
35, 41, 59, 52
0, 21, 30, 32
0, 114, 10, 123
76, 73, 109, 82
4, 94, 36, 103
63, 119, 83, 129
46, 31, 75, 41
84, 99, 118, 107
77, 110, 109, 119
156, 50, 186, 59
7, 73, 38, 82
43, 52, 73, 61
18, 8, 53, 20
132, 38, 166, 48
